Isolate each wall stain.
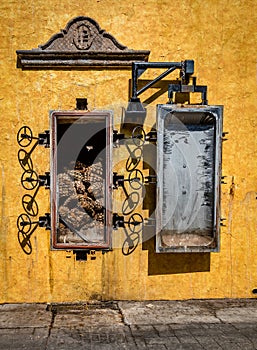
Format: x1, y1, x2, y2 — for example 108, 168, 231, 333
48, 253, 54, 297
227, 176, 235, 235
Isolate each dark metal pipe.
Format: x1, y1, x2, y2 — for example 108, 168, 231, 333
132, 62, 138, 99
134, 62, 182, 69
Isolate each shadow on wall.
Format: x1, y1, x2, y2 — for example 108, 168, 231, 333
128, 79, 191, 105
142, 143, 211, 276
142, 233, 211, 275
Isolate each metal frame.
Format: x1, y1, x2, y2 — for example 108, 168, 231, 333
50, 110, 113, 250
129, 60, 208, 106
156, 104, 223, 253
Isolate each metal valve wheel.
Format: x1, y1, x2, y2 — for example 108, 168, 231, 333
125, 146, 142, 172
122, 191, 140, 216
128, 169, 144, 190
17, 126, 33, 148
132, 126, 146, 146
21, 169, 39, 190
17, 213, 32, 233
122, 232, 140, 256
18, 149, 33, 171
128, 213, 144, 233
22, 194, 39, 217
18, 230, 32, 255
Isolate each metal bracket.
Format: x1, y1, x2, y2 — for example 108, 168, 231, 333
144, 175, 157, 184
113, 130, 125, 143
113, 126, 146, 145
144, 217, 156, 226
168, 76, 208, 105
38, 213, 51, 229
145, 131, 157, 143
38, 130, 50, 148
122, 60, 199, 126
112, 213, 144, 230
220, 218, 227, 227
113, 172, 156, 189
222, 132, 229, 141
131, 60, 194, 100
221, 176, 227, 184
113, 213, 125, 229
113, 172, 125, 189
39, 172, 50, 189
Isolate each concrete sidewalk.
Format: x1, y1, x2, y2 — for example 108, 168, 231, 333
0, 299, 257, 349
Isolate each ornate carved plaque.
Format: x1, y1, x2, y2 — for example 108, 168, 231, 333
73, 24, 92, 50
16, 16, 150, 68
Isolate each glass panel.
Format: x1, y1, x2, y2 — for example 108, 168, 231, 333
50, 111, 112, 250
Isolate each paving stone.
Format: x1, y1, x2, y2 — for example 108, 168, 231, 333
196, 336, 222, 348
89, 345, 115, 350
0, 304, 51, 328
154, 324, 174, 337
175, 329, 193, 337
118, 301, 219, 325
0, 300, 257, 350
133, 338, 147, 348
178, 335, 200, 343
188, 327, 210, 336
47, 344, 90, 350
166, 344, 204, 350
217, 307, 257, 324
130, 324, 158, 338
194, 344, 222, 350
0, 327, 48, 349
218, 343, 243, 350
163, 336, 181, 345
198, 327, 224, 336
0, 328, 34, 335
53, 307, 123, 328
218, 324, 238, 332
233, 344, 257, 350
216, 334, 252, 344
233, 323, 257, 330
145, 337, 167, 345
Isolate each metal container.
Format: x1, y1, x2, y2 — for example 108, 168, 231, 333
156, 104, 223, 253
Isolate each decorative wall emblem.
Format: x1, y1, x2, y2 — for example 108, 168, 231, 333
73, 24, 92, 50
16, 16, 150, 68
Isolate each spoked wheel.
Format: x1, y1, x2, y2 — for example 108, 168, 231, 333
17, 126, 33, 148
21, 170, 39, 190
122, 191, 140, 216
18, 230, 32, 255
128, 213, 144, 234
22, 194, 38, 217
18, 149, 33, 171
125, 147, 142, 172
128, 169, 144, 190
17, 213, 32, 233
122, 233, 140, 256
132, 126, 146, 147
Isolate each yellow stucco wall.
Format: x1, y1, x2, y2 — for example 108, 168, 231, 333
0, 0, 257, 303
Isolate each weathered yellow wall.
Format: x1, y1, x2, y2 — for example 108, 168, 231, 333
0, 0, 257, 302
